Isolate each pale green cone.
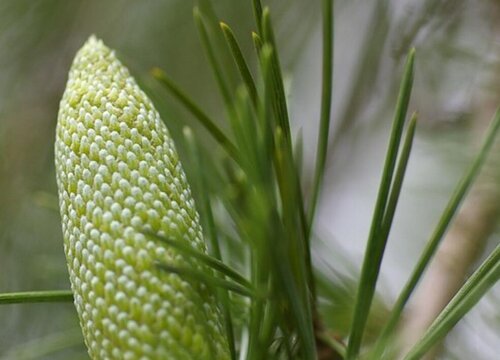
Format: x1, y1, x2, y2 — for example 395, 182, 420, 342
55, 36, 230, 360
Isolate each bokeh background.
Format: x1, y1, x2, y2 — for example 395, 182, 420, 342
0, 0, 498, 359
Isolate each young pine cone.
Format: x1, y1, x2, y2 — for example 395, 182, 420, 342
55, 36, 229, 360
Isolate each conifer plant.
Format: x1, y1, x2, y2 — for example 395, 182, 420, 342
0, 1, 499, 359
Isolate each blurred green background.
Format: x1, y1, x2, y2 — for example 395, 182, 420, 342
0, 0, 498, 359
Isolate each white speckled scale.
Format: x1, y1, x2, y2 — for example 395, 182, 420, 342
55, 36, 229, 360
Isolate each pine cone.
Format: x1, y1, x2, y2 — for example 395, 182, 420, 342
55, 36, 229, 360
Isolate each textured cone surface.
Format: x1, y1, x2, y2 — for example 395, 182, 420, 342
55, 36, 229, 360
